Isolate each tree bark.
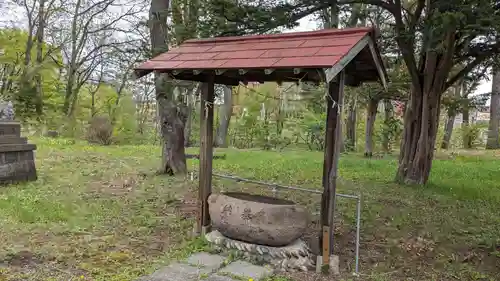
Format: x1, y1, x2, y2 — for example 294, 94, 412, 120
486, 69, 500, 149
462, 107, 472, 149
184, 86, 195, 147
156, 79, 187, 175
63, 0, 81, 116
150, 0, 187, 175
215, 85, 232, 147
345, 98, 356, 151
441, 113, 455, 149
382, 99, 393, 152
396, 86, 441, 185
34, 0, 46, 118
441, 83, 462, 150
364, 98, 378, 157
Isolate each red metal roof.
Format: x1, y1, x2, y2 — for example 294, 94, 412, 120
135, 27, 374, 75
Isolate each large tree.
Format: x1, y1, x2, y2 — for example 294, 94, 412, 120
149, 0, 190, 175
212, 0, 500, 184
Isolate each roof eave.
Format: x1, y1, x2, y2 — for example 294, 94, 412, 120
324, 34, 387, 89
133, 68, 152, 79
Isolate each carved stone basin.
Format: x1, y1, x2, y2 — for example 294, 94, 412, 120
208, 192, 310, 247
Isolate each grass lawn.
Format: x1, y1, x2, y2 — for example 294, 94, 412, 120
0, 138, 499, 281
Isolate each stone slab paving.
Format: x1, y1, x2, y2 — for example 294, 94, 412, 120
187, 253, 226, 271
136, 262, 212, 281
137, 252, 274, 281
218, 260, 274, 280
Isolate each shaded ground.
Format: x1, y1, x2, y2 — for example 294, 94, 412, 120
0, 138, 499, 281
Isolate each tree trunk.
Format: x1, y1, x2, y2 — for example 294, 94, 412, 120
90, 89, 97, 117
215, 85, 232, 147
345, 99, 356, 151
184, 86, 195, 147
396, 87, 441, 185
486, 69, 500, 149
441, 113, 455, 149
156, 78, 187, 175
150, 0, 187, 175
34, 0, 46, 119
382, 99, 393, 152
364, 98, 378, 157
276, 87, 286, 136
63, 0, 81, 116
462, 108, 472, 149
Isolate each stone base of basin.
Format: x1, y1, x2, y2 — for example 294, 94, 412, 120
208, 192, 310, 247
206, 230, 315, 272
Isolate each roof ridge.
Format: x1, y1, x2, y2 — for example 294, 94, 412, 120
184, 27, 373, 44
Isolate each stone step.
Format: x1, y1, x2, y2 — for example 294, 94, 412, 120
186, 252, 226, 271
0, 160, 37, 184
218, 260, 274, 281
0, 136, 28, 144
0, 144, 36, 153
136, 262, 212, 281
0, 122, 21, 137
136, 252, 274, 281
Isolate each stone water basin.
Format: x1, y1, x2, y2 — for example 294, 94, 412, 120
208, 192, 310, 247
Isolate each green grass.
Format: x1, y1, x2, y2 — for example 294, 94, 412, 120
0, 137, 499, 281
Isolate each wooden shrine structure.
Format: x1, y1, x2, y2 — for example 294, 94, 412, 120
134, 27, 388, 268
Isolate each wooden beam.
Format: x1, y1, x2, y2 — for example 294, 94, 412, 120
172, 72, 240, 86
198, 74, 215, 235
319, 70, 345, 269
324, 36, 369, 83
367, 40, 388, 90
215, 69, 226, 75
172, 70, 183, 75
193, 69, 203, 75
238, 69, 248, 75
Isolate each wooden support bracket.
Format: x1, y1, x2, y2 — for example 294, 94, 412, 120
264, 68, 274, 75
215, 69, 226, 75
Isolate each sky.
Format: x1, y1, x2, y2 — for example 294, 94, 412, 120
0, 1, 493, 102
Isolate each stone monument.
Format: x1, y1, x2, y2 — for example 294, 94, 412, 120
0, 101, 37, 184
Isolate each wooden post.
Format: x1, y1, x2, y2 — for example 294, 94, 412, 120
197, 75, 215, 235
319, 70, 345, 268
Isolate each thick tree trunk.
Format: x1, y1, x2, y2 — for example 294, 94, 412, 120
157, 80, 187, 175
345, 99, 356, 151
215, 85, 232, 147
441, 113, 455, 149
364, 98, 378, 157
396, 87, 441, 185
150, 0, 187, 175
382, 99, 393, 152
486, 69, 500, 149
